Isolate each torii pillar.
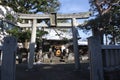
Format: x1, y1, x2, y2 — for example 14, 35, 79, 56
72, 18, 80, 70
28, 19, 37, 69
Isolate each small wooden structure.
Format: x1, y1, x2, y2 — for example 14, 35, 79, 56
88, 36, 120, 80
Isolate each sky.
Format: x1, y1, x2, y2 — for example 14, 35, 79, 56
58, 0, 90, 13
58, 0, 92, 40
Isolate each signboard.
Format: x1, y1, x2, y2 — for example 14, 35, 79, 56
50, 13, 57, 27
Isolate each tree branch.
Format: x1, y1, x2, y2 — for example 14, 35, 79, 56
94, 0, 112, 15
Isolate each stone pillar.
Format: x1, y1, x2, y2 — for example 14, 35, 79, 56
28, 19, 37, 69
72, 18, 80, 70
1, 36, 17, 80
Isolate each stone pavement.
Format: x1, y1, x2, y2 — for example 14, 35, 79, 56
15, 62, 90, 80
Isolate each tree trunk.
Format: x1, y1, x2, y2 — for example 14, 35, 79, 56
23, 39, 29, 49
92, 27, 104, 44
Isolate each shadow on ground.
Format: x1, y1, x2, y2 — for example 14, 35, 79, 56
15, 62, 90, 80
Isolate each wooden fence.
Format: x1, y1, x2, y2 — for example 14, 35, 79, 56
88, 36, 120, 80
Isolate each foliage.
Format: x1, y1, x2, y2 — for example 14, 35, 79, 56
19, 30, 31, 43
36, 29, 48, 37
83, 6, 120, 44
1, 0, 60, 44
0, 0, 60, 14
6, 27, 20, 38
107, 5, 120, 43
57, 19, 68, 23
7, 27, 49, 43
36, 29, 48, 46
89, 0, 118, 16
5, 14, 15, 21
6, 27, 31, 42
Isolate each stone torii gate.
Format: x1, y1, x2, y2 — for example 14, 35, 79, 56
17, 12, 91, 70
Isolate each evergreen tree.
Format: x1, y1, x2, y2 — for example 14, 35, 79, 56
1, 0, 60, 47
0, 0, 60, 14
89, 0, 120, 43
86, 0, 120, 44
